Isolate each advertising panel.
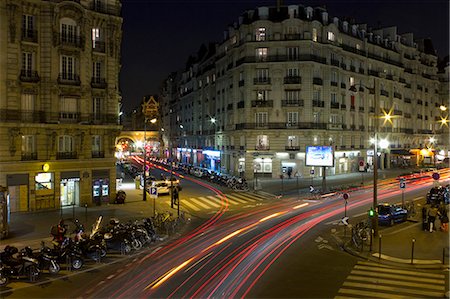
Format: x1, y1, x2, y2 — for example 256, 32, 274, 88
305, 146, 334, 167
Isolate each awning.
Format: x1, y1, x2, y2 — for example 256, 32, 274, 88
390, 149, 413, 155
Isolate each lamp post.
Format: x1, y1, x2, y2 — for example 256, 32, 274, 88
142, 117, 157, 202
349, 80, 380, 234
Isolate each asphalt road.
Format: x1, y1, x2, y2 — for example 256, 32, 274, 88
2, 164, 448, 298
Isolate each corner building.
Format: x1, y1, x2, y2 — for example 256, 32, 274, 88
164, 5, 447, 180
0, 0, 123, 211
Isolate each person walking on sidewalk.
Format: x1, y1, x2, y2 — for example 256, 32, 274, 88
428, 205, 440, 233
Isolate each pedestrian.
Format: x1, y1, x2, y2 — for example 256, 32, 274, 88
428, 205, 439, 232
440, 213, 449, 232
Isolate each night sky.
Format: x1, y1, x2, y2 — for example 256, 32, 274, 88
120, 0, 449, 113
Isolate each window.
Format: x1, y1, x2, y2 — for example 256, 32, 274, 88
22, 14, 34, 31
287, 136, 298, 147
61, 19, 77, 43
22, 135, 35, 153
327, 31, 335, 41
331, 92, 337, 103
60, 97, 78, 119
255, 112, 268, 126
287, 68, 299, 77
256, 27, 266, 41
256, 68, 269, 80
349, 76, 355, 86
313, 89, 321, 101
22, 52, 33, 71
286, 90, 300, 103
239, 71, 244, 81
58, 135, 73, 153
256, 90, 268, 101
341, 94, 346, 105
312, 28, 318, 42
331, 52, 338, 61
329, 114, 340, 124
92, 135, 102, 152
92, 28, 100, 48
287, 112, 298, 125
287, 47, 299, 60
93, 97, 101, 120
313, 112, 320, 123
256, 48, 268, 61
21, 94, 35, 111
331, 71, 338, 83
93, 61, 102, 79
61, 55, 75, 79
256, 135, 269, 149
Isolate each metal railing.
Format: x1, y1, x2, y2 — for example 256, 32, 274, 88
0, 109, 118, 124
58, 73, 81, 85
20, 70, 40, 82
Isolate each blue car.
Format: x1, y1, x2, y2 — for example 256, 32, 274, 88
377, 204, 408, 226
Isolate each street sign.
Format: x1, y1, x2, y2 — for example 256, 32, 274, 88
343, 193, 349, 200
310, 169, 315, 175
149, 187, 158, 199
358, 160, 365, 172
399, 180, 406, 189
341, 216, 349, 226
432, 172, 440, 180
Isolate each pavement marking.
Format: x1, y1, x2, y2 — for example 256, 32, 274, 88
346, 275, 446, 291
189, 198, 212, 209
233, 192, 265, 201
350, 270, 444, 284
342, 281, 444, 298
224, 197, 240, 205
180, 198, 201, 211
337, 288, 406, 299
197, 196, 221, 208
354, 265, 445, 279
206, 196, 227, 206
224, 195, 248, 204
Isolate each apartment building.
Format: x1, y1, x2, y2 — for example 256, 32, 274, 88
0, 0, 123, 211
161, 4, 447, 180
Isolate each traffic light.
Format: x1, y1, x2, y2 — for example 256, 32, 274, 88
368, 208, 375, 217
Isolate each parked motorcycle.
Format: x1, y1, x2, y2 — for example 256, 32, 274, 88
73, 218, 107, 261
44, 239, 84, 270
0, 245, 40, 283
22, 246, 60, 275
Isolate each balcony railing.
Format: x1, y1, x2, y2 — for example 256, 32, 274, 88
21, 29, 38, 42
359, 107, 364, 112
368, 70, 379, 77
281, 100, 304, 107
21, 152, 38, 161
255, 145, 270, 151
331, 59, 340, 67
0, 110, 46, 123
92, 151, 105, 158
380, 90, 389, 97
313, 77, 323, 85
404, 98, 412, 103
330, 102, 340, 109
340, 82, 346, 89
56, 33, 84, 48
58, 73, 81, 85
393, 92, 402, 99
331, 81, 338, 87
227, 103, 233, 111
237, 101, 245, 108
312, 100, 324, 107
253, 77, 271, 84
251, 100, 273, 107
284, 33, 302, 40
92, 41, 106, 53
340, 104, 347, 110
283, 76, 301, 84
285, 146, 300, 151
238, 80, 245, 87
91, 77, 107, 89
393, 110, 403, 116
56, 152, 78, 160
20, 69, 40, 82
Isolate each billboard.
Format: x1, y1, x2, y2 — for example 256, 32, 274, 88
305, 146, 334, 167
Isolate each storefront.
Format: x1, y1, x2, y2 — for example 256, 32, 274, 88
6, 174, 29, 212
60, 171, 80, 207
253, 157, 273, 177
34, 172, 55, 210
202, 150, 221, 172
92, 170, 110, 205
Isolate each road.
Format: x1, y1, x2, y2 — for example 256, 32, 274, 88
2, 163, 448, 298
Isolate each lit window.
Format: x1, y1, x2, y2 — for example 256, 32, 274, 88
92, 28, 100, 48
349, 77, 355, 86
256, 27, 266, 41
327, 31, 335, 41
256, 47, 268, 61
312, 28, 318, 42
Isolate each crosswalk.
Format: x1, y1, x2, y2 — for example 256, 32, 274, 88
335, 261, 447, 299
161, 192, 267, 212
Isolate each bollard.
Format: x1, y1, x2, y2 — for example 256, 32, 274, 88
378, 235, 382, 260
411, 238, 416, 264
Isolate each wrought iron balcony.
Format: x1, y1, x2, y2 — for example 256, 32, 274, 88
251, 100, 273, 107
58, 73, 81, 85
282, 100, 304, 107
255, 145, 270, 151
56, 33, 84, 48
20, 69, 40, 82
285, 146, 300, 151
56, 151, 78, 160
91, 77, 107, 89
380, 90, 389, 97
359, 107, 364, 112
0, 109, 45, 123
340, 104, 347, 110
331, 59, 340, 67
330, 81, 338, 87
368, 70, 379, 77
312, 100, 324, 107
21, 152, 38, 161
284, 33, 301, 40
237, 101, 245, 108
235, 122, 327, 130
21, 29, 38, 43
238, 80, 245, 87
393, 92, 402, 99
393, 109, 403, 116
330, 102, 340, 109
92, 41, 106, 53
283, 76, 301, 84
313, 77, 323, 85
253, 77, 271, 84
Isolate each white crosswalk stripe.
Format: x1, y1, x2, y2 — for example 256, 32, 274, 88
335, 261, 446, 299
171, 192, 270, 212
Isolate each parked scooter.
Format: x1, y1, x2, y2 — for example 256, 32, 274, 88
0, 245, 40, 283
22, 246, 60, 275
73, 218, 107, 261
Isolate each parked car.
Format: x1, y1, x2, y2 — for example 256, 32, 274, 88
150, 181, 170, 195
377, 203, 408, 226
426, 186, 446, 205
165, 176, 182, 190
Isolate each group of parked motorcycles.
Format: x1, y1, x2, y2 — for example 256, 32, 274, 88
0, 216, 158, 287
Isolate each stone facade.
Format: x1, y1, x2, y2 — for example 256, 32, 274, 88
0, 0, 122, 211
161, 4, 447, 180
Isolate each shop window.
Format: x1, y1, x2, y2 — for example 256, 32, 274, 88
35, 172, 53, 190
256, 135, 269, 150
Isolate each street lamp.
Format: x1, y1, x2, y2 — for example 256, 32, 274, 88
142, 117, 157, 202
